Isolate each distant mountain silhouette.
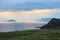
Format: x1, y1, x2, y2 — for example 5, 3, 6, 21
40, 18, 51, 22
41, 18, 60, 29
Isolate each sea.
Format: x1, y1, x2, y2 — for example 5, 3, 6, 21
0, 23, 45, 32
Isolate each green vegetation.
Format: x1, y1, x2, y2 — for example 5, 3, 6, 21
0, 28, 60, 40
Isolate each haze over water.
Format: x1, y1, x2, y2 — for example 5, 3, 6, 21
0, 23, 45, 32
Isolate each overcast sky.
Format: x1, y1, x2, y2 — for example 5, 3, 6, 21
0, 0, 60, 23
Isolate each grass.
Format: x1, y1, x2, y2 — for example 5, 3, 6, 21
0, 27, 60, 40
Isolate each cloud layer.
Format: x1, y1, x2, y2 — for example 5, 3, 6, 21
0, 0, 60, 23
0, 9, 60, 23
0, 0, 60, 11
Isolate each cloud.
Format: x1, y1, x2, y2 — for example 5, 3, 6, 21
7, 19, 16, 22
0, 9, 60, 23
0, 0, 60, 11
0, 12, 13, 17
38, 18, 52, 22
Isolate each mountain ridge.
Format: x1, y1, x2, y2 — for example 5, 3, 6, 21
41, 18, 60, 29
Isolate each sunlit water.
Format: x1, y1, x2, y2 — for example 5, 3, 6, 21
0, 23, 45, 32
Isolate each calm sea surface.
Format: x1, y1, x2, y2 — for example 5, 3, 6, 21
0, 23, 45, 32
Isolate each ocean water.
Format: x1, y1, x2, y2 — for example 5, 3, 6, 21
0, 23, 45, 32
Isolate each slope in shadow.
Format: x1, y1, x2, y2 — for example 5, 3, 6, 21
41, 18, 60, 29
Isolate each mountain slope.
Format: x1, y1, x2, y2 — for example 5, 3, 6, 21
41, 18, 60, 29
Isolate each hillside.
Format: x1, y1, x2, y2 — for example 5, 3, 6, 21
0, 29, 60, 40
41, 18, 60, 29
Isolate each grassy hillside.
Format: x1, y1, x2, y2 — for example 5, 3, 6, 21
0, 27, 60, 40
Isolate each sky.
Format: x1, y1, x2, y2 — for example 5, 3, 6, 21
0, 0, 60, 23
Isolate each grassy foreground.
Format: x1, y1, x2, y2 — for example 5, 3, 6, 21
0, 28, 60, 40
